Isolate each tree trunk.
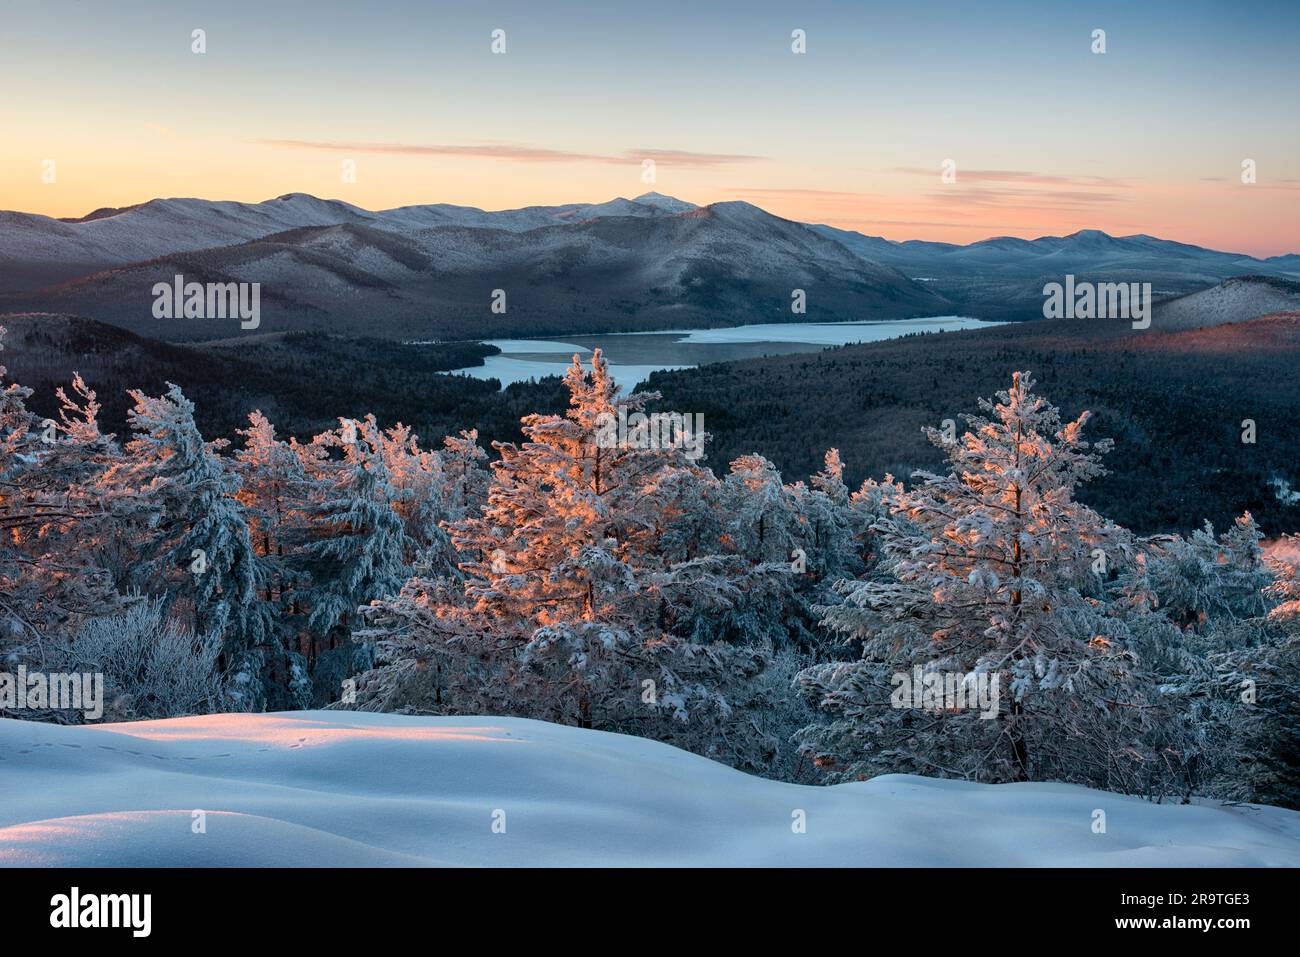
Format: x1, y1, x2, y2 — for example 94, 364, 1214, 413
1005, 416, 1029, 780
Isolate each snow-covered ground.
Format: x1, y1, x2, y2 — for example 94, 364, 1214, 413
2, 711, 1298, 867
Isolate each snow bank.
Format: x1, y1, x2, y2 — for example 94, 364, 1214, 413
2, 711, 1298, 867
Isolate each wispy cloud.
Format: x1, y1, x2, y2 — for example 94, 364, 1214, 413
725, 187, 885, 201
721, 182, 1111, 237
924, 186, 1125, 210
893, 167, 1130, 188
818, 216, 1021, 231
727, 175, 1128, 213
632, 148, 763, 167
254, 139, 762, 168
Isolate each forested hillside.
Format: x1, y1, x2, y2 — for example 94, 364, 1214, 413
8, 309, 1299, 537
647, 313, 1300, 535
0, 313, 566, 447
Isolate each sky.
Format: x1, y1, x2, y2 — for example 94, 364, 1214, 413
2, 0, 1297, 256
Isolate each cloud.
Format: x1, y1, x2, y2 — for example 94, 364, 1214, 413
817, 216, 1020, 230
892, 167, 1130, 188
725, 187, 884, 201
254, 139, 761, 168
924, 186, 1124, 208
631, 148, 762, 167
723, 180, 1123, 231
257, 139, 605, 163
726, 174, 1126, 218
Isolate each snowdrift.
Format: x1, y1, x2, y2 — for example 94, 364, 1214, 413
2, 711, 1298, 867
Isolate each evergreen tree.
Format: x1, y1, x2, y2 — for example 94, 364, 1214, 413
233, 411, 314, 705
796, 372, 1184, 789
1265, 536, 1300, 622
1116, 514, 1273, 627
293, 415, 410, 700
113, 384, 270, 703
0, 354, 122, 658
356, 351, 786, 769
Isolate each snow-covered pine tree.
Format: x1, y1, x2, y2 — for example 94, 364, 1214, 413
351, 573, 515, 716
352, 351, 787, 770
33, 374, 125, 623
232, 411, 315, 706
0, 325, 32, 451
1250, 540, 1300, 807
1265, 536, 1300, 623
378, 422, 494, 580
292, 414, 410, 701
1186, 536, 1300, 809
0, 324, 41, 598
450, 351, 710, 631
113, 384, 270, 704
438, 429, 491, 524
0, 332, 122, 660
375, 421, 446, 559
234, 411, 308, 601
796, 371, 1182, 789
1115, 514, 1272, 628
845, 472, 906, 575
788, 449, 865, 606
722, 454, 801, 566
804, 449, 860, 576
0, 356, 123, 662
445, 351, 701, 726
346, 420, 543, 721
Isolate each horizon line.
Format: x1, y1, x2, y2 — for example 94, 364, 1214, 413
9, 190, 1296, 261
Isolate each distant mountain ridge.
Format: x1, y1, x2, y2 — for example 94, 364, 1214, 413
810, 222, 1297, 282
1, 190, 1296, 339
0, 191, 700, 288
0, 193, 951, 341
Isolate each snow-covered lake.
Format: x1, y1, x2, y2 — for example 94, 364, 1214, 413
445, 315, 993, 387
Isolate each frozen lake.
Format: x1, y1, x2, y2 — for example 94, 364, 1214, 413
446, 315, 995, 387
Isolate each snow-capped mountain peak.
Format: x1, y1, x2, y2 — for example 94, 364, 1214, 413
631, 192, 697, 213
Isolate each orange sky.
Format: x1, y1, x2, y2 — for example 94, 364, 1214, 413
7, 138, 1297, 256
3, 0, 1297, 256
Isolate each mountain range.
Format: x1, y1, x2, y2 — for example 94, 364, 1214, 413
2, 192, 1296, 340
